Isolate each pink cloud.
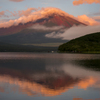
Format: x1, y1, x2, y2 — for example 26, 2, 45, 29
9, 0, 24, 2
6, 10, 17, 17
73, 0, 100, 5
7, 8, 37, 17
77, 15, 99, 26
0, 11, 5, 17
18, 8, 37, 16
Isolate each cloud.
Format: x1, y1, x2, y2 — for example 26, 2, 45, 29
7, 8, 37, 17
89, 12, 100, 16
0, 7, 99, 28
28, 24, 64, 31
45, 25, 100, 40
73, 0, 100, 5
0, 11, 5, 17
0, 11, 8, 18
0, 19, 10, 23
92, 16, 100, 22
18, 8, 37, 16
6, 10, 17, 17
77, 15, 100, 25
9, 0, 24, 2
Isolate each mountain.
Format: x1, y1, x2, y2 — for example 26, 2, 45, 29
0, 14, 86, 36
58, 32, 100, 53
0, 8, 86, 48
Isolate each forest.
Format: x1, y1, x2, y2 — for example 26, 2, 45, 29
58, 32, 100, 53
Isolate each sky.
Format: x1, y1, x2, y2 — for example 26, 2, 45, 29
0, 0, 100, 22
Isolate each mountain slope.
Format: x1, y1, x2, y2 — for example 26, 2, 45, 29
0, 29, 68, 44
58, 32, 100, 53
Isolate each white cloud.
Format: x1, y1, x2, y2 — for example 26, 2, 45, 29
45, 25, 100, 40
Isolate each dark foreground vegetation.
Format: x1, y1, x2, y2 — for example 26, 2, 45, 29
58, 32, 100, 53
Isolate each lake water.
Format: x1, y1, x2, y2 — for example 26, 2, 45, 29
0, 53, 100, 100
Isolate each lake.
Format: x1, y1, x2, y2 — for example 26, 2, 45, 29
0, 52, 100, 100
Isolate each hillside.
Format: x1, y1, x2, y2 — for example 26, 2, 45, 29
58, 32, 100, 53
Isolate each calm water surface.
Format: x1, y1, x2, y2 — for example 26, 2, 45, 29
0, 53, 100, 100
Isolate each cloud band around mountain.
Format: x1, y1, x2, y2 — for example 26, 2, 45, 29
45, 25, 100, 40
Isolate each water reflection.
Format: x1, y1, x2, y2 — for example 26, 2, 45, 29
73, 59, 100, 71
0, 53, 100, 99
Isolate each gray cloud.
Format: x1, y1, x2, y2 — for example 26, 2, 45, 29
92, 16, 100, 22
89, 12, 100, 16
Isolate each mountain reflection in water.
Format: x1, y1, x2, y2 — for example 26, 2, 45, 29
0, 53, 100, 99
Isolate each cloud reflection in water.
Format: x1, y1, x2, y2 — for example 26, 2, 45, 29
0, 53, 100, 98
